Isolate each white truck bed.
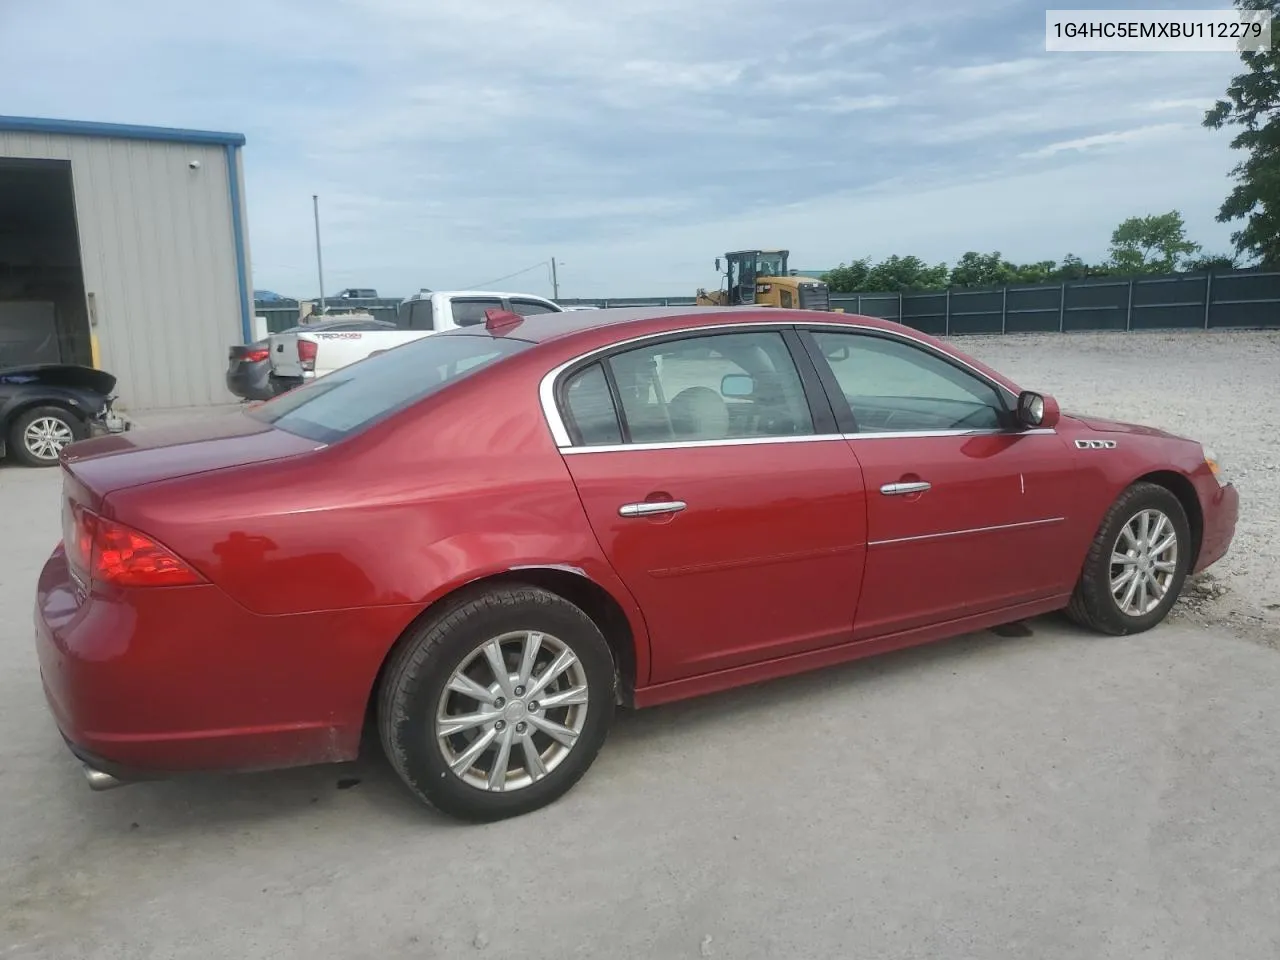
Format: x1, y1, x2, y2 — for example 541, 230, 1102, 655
268, 290, 562, 388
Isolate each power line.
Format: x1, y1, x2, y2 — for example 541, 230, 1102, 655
464, 260, 552, 290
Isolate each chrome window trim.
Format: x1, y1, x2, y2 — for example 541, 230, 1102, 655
844, 427, 1056, 441
538, 319, 1023, 451
558, 427, 1057, 455
561, 434, 847, 455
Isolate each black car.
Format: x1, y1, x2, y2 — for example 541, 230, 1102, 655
226, 317, 399, 402
0, 364, 129, 467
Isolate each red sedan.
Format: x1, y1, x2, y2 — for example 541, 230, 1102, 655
35, 307, 1238, 821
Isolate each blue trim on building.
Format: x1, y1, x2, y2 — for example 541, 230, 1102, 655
0, 115, 245, 146
225, 145, 253, 343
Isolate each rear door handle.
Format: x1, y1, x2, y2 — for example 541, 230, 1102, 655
619, 500, 687, 518
880, 481, 931, 496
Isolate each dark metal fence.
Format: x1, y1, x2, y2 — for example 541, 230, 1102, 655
556, 269, 1280, 334
823, 269, 1280, 335
253, 269, 1280, 341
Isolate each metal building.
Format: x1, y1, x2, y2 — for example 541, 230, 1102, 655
0, 116, 252, 410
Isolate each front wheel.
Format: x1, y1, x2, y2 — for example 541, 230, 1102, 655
8, 405, 86, 467
1066, 481, 1191, 635
378, 585, 616, 822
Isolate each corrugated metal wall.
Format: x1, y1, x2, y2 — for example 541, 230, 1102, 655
0, 131, 246, 410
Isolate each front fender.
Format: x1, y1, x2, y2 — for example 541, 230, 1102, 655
1062, 426, 1211, 544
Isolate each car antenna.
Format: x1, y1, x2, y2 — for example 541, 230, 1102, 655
484, 309, 524, 334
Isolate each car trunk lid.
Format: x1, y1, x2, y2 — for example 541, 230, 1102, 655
0, 363, 117, 394
268, 330, 307, 378
60, 411, 320, 504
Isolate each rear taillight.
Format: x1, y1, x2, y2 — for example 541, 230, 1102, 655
297, 339, 318, 372
244, 347, 269, 363
64, 502, 204, 588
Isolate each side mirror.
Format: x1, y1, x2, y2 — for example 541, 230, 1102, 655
1016, 390, 1060, 429
721, 373, 755, 398
715, 258, 721, 272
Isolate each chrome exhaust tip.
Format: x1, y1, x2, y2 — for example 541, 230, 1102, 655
82, 764, 124, 791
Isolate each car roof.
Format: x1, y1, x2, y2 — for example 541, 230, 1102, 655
399, 290, 559, 304
439, 305, 1024, 398
451, 305, 911, 346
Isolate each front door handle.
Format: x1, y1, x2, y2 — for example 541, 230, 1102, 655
880, 481, 931, 496
619, 500, 687, 518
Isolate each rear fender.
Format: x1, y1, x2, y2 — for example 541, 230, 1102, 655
408, 538, 652, 686
0, 391, 97, 434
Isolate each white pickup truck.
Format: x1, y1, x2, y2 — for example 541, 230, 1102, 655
267, 290, 563, 390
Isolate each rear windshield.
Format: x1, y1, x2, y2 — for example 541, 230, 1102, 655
249, 333, 531, 443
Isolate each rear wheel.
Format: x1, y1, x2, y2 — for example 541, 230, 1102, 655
8, 405, 86, 467
1066, 482, 1191, 635
378, 585, 616, 822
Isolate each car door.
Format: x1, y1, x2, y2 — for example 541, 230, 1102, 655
799, 326, 1081, 640
553, 327, 868, 686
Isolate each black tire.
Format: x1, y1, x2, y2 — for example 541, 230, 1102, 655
377, 585, 617, 822
1066, 481, 1191, 636
7, 405, 86, 468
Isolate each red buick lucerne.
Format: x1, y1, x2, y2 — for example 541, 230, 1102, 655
35, 307, 1238, 821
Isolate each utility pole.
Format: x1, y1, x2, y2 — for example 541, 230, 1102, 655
313, 194, 327, 312
551, 257, 560, 300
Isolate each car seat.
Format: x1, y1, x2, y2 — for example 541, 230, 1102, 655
669, 386, 730, 440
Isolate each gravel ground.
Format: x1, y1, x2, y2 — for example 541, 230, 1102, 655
943, 329, 1280, 645
1, 328, 1277, 959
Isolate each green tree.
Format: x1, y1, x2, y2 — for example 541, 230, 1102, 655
949, 251, 1019, 288
1203, 0, 1280, 266
1107, 211, 1201, 274
1012, 260, 1060, 284
1048, 254, 1095, 281
821, 258, 872, 293
865, 255, 949, 292
1183, 252, 1240, 272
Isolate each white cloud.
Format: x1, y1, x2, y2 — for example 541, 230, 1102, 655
800, 95, 899, 113
1018, 123, 1187, 159
0, 0, 1249, 298
1147, 97, 1217, 112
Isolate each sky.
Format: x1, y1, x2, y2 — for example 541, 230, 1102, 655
0, 0, 1250, 299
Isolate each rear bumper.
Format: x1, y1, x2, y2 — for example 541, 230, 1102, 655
33, 547, 409, 779
1193, 481, 1238, 574
225, 363, 277, 402
267, 373, 306, 395
87, 408, 130, 438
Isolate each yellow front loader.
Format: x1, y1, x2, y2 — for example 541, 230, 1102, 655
695, 249, 838, 311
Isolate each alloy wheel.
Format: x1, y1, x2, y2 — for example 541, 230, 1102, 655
1109, 508, 1179, 617
23, 416, 75, 461
435, 630, 590, 793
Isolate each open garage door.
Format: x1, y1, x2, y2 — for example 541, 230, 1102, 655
0, 159, 91, 368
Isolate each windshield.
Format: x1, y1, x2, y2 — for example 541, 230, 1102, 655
249, 333, 531, 443
755, 252, 786, 277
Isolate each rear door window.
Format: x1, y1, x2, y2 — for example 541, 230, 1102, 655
451, 298, 504, 326
410, 299, 434, 330
508, 299, 559, 316
250, 333, 531, 443
561, 363, 623, 445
